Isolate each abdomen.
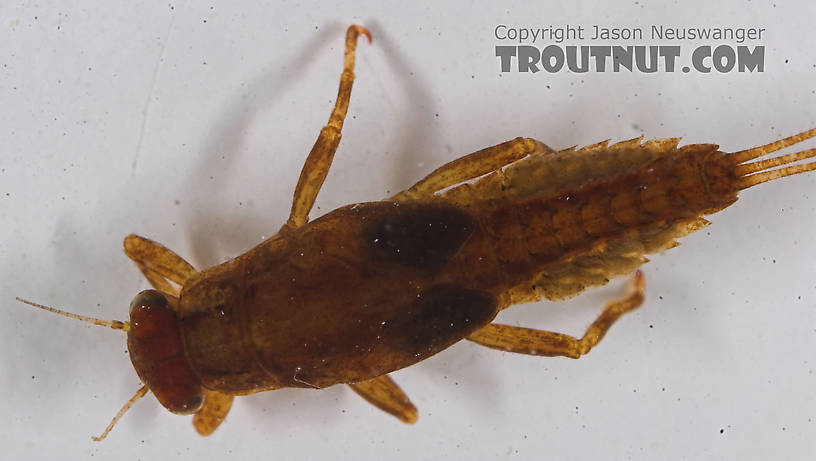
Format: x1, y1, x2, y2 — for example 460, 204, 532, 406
445, 141, 735, 305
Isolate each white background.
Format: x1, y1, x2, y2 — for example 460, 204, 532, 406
2, 1, 816, 460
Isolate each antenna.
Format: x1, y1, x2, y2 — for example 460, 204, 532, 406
92, 385, 149, 442
15, 297, 129, 332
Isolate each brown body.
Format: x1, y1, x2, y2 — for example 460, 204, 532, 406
177, 140, 737, 393
19, 25, 816, 440
180, 200, 494, 392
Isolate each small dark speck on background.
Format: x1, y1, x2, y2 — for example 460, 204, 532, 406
720, 428, 724, 434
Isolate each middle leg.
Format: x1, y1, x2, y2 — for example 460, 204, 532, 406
348, 374, 418, 423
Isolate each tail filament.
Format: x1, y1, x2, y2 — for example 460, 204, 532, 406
728, 128, 816, 190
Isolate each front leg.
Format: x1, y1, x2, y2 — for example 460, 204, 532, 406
283, 25, 371, 230
193, 390, 234, 436
123, 234, 197, 299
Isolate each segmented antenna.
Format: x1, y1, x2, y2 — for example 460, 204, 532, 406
15, 297, 129, 332
92, 385, 149, 442
16, 296, 145, 440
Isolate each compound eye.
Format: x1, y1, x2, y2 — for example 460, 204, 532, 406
130, 289, 168, 315
129, 290, 169, 340
127, 290, 203, 414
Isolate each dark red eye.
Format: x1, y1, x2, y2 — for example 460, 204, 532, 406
127, 290, 203, 414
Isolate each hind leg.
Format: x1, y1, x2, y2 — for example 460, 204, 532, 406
468, 271, 644, 358
391, 137, 553, 200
